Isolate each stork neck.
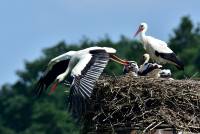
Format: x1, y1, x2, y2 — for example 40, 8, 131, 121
144, 58, 149, 64
63, 69, 70, 76
139, 31, 146, 42
57, 68, 70, 82
60, 59, 77, 82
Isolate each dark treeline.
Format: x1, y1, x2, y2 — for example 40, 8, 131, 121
0, 16, 200, 134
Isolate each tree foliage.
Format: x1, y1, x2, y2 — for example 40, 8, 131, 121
0, 16, 200, 134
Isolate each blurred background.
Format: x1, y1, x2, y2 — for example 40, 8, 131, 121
0, 0, 200, 133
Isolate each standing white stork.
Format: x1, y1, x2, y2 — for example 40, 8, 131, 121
35, 46, 128, 118
134, 22, 184, 70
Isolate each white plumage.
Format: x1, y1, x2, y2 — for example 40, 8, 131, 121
134, 22, 184, 70
35, 46, 128, 119
159, 69, 172, 78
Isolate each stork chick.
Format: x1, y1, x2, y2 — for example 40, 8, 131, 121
138, 53, 162, 76
123, 61, 139, 76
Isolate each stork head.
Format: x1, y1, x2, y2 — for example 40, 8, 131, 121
48, 73, 67, 95
56, 73, 67, 82
134, 22, 148, 37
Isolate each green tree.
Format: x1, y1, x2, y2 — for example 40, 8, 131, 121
169, 16, 200, 78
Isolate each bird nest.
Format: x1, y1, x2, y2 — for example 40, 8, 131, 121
82, 73, 200, 133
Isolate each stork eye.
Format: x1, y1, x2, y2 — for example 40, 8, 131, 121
140, 25, 144, 28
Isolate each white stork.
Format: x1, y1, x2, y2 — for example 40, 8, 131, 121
134, 22, 184, 70
35, 46, 128, 118
138, 53, 162, 76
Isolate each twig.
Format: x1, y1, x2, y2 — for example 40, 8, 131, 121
142, 122, 156, 134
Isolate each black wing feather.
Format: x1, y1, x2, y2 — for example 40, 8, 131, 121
68, 49, 110, 119
155, 51, 184, 70
138, 63, 160, 76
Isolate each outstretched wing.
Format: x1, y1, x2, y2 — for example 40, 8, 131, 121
68, 49, 110, 119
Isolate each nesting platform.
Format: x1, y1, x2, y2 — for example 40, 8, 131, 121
82, 74, 200, 134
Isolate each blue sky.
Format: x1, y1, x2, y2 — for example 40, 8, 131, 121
0, 0, 200, 86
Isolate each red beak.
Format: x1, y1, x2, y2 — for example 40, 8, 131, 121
48, 80, 59, 95
134, 27, 143, 37
110, 54, 129, 65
